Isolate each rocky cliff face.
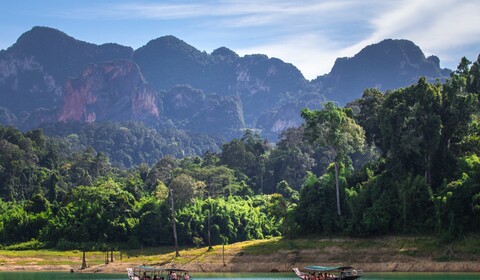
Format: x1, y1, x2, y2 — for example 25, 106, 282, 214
133, 37, 306, 127
162, 85, 245, 137
0, 27, 455, 143
0, 53, 63, 114
59, 60, 159, 123
12, 26, 133, 84
257, 92, 325, 139
0, 26, 133, 119
233, 54, 306, 125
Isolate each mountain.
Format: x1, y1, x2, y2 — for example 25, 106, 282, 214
161, 85, 245, 138
0, 26, 453, 149
0, 26, 133, 115
58, 60, 159, 124
312, 39, 451, 105
133, 36, 306, 125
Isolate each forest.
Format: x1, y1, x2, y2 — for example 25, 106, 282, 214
0, 56, 479, 251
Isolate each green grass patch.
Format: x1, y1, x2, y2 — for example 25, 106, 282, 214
240, 237, 361, 255
1, 234, 479, 267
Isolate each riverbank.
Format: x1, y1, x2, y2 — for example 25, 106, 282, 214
1, 236, 479, 273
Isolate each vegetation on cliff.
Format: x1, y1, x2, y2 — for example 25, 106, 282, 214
0, 56, 479, 252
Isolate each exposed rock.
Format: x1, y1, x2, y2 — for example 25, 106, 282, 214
0, 26, 132, 117
0, 27, 457, 144
163, 85, 245, 138
257, 92, 325, 140
0, 55, 63, 114
234, 55, 306, 126
58, 60, 159, 123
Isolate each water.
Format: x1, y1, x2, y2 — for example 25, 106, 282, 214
0, 272, 479, 280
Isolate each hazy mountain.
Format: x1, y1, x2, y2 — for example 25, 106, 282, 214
133, 36, 307, 125
0, 26, 133, 115
0, 26, 452, 148
312, 39, 451, 105
161, 85, 245, 138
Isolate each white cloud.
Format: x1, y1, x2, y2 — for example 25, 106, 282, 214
40, 0, 480, 78
237, 34, 345, 80
99, 0, 360, 30
95, 0, 382, 80
344, 0, 480, 65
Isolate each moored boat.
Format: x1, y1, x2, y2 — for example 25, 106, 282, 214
293, 265, 363, 280
127, 266, 190, 280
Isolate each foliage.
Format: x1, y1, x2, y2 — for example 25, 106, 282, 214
41, 121, 221, 168
301, 102, 365, 216
177, 195, 283, 245
41, 178, 137, 247
220, 129, 272, 194
265, 126, 315, 192
1, 56, 480, 248
4, 239, 46, 250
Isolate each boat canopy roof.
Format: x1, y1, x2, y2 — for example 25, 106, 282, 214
304, 266, 353, 271
135, 266, 187, 272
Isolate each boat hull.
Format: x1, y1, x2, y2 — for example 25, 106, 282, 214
293, 267, 363, 280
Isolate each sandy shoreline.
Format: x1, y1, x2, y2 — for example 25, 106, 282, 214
1, 237, 479, 274
1, 258, 479, 274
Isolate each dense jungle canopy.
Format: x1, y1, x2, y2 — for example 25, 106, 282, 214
0, 56, 479, 250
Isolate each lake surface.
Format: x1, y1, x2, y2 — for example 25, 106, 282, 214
0, 272, 479, 280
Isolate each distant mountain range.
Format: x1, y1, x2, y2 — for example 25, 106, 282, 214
0, 26, 451, 142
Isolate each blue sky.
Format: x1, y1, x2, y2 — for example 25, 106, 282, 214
2, 0, 479, 80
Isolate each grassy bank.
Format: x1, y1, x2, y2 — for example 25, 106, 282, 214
1, 235, 479, 273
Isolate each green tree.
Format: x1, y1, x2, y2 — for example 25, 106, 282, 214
167, 174, 196, 257
347, 88, 384, 147
146, 156, 177, 193
170, 174, 196, 208
438, 154, 480, 240
380, 77, 476, 187
301, 102, 365, 215
220, 130, 271, 193
468, 55, 480, 96
276, 180, 299, 203
266, 126, 315, 193
436, 70, 476, 184
295, 172, 339, 234
43, 178, 136, 247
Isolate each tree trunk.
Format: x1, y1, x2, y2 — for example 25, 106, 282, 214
425, 154, 432, 185
169, 187, 180, 257
207, 208, 212, 250
223, 243, 225, 266
334, 161, 342, 216
81, 251, 87, 269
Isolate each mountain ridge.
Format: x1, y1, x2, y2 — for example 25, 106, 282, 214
312, 39, 451, 104
0, 26, 452, 147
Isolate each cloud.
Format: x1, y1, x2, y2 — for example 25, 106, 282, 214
93, 0, 365, 34
87, 0, 383, 79
106, 1, 351, 21
237, 34, 345, 80
344, 0, 480, 65
42, 0, 480, 78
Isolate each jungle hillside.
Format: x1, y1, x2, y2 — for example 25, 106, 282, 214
1, 56, 480, 259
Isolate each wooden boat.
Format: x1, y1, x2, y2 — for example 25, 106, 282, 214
293, 266, 363, 280
127, 266, 190, 280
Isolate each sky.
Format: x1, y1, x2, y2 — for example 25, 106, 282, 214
1, 0, 479, 80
